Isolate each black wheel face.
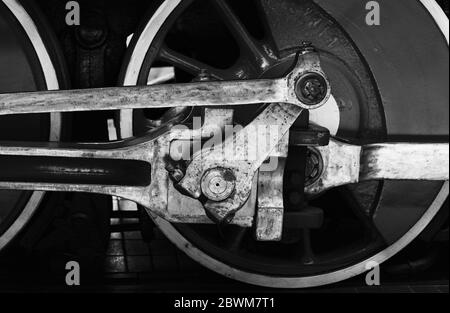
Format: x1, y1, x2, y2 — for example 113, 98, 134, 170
120, 0, 448, 282
0, 1, 65, 243
0, 2, 49, 139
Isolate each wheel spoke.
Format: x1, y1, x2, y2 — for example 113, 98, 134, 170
224, 226, 248, 252
158, 45, 225, 79
253, 0, 282, 56
210, 0, 271, 69
338, 185, 384, 243
252, 0, 327, 55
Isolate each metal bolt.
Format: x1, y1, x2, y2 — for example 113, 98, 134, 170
295, 73, 328, 106
166, 163, 185, 183
201, 168, 236, 202
170, 168, 185, 183
305, 148, 324, 186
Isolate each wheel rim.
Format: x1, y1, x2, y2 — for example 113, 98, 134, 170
0, 0, 62, 251
119, 0, 449, 287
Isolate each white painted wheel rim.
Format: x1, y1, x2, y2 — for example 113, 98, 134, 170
119, 0, 449, 288
0, 0, 61, 251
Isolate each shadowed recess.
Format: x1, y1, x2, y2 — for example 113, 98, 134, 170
0, 156, 151, 186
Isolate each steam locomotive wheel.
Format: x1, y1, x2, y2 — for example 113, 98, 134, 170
0, 0, 66, 251
119, 0, 448, 288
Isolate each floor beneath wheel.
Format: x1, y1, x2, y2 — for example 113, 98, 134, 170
0, 209, 448, 293
98, 224, 448, 293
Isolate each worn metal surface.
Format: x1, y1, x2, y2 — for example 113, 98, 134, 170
0, 40, 447, 227
166, 107, 258, 226
177, 102, 303, 223
360, 143, 450, 181
167, 178, 257, 227
0, 45, 329, 226
175, 48, 330, 223
0, 79, 285, 115
306, 139, 362, 195
289, 123, 330, 147
0, 48, 330, 116
256, 208, 284, 241
1, 137, 445, 221
306, 139, 449, 195
255, 134, 289, 241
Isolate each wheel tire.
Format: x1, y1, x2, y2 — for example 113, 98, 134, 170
0, 0, 69, 252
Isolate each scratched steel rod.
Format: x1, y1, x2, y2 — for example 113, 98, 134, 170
0, 78, 288, 116
0, 47, 328, 116
0, 137, 160, 207
0, 141, 447, 194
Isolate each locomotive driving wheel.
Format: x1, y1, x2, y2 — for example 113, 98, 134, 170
0, 0, 67, 251
118, 0, 449, 288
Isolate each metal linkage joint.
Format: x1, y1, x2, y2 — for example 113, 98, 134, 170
289, 124, 330, 147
